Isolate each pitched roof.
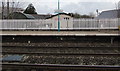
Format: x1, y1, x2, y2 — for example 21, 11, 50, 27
24, 13, 35, 19
96, 9, 120, 19
30, 13, 72, 19
9, 12, 35, 19
30, 14, 52, 19
46, 13, 72, 19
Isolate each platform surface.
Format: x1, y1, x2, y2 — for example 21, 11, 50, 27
0, 30, 119, 36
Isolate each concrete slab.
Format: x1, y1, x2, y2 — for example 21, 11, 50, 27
0, 31, 119, 36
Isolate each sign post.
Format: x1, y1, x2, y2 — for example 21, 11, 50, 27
55, 0, 63, 32
58, 0, 60, 32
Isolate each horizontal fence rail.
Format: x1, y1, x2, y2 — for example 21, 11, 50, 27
0, 19, 119, 30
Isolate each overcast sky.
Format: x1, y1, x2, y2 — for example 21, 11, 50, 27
1, 0, 120, 15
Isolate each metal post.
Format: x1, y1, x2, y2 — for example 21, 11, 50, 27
2, 1, 4, 19
58, 0, 60, 32
111, 37, 114, 44
96, 9, 100, 31
7, 0, 9, 19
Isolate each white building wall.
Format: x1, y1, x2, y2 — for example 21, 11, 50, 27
49, 14, 73, 29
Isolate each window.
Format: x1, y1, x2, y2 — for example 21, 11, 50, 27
64, 17, 69, 20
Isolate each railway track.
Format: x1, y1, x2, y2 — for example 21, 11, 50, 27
2, 46, 119, 48
2, 63, 120, 71
2, 51, 120, 66
2, 43, 119, 47
2, 35, 120, 48
2, 52, 120, 56
2, 36, 120, 71
2, 46, 119, 55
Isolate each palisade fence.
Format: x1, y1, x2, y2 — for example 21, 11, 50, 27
0, 19, 119, 30
73, 19, 118, 29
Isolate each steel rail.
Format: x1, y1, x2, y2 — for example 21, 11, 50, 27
2, 63, 120, 70
2, 52, 120, 56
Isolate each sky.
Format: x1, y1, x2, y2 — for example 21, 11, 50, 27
0, 0, 120, 15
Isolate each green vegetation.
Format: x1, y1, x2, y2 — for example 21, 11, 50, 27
68, 13, 95, 19
24, 3, 37, 14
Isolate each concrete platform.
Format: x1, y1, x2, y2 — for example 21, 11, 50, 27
0, 30, 119, 36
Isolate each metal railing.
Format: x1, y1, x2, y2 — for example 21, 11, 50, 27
73, 19, 118, 29
0, 19, 119, 30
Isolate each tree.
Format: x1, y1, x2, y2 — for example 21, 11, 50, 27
68, 13, 94, 19
81, 15, 91, 18
74, 13, 81, 18
24, 3, 37, 14
1, 0, 26, 19
68, 13, 81, 19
